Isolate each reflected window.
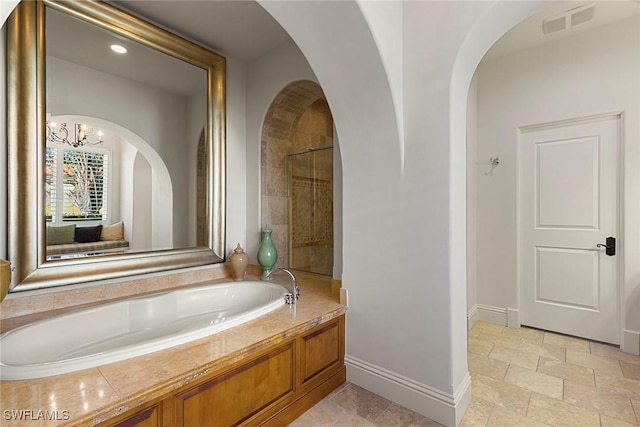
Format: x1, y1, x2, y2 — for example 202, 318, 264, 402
45, 147, 110, 224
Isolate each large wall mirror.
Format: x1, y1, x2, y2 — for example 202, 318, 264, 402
6, 0, 226, 291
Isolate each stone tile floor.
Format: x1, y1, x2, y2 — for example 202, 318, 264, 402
292, 321, 640, 426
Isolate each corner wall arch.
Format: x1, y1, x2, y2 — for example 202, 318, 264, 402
449, 5, 576, 385
257, 0, 402, 174
450, 3, 558, 313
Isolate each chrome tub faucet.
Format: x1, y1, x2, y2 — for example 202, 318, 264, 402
266, 268, 299, 304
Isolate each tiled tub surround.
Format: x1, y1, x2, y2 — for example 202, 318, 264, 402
0, 271, 346, 426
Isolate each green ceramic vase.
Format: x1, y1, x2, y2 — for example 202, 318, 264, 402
257, 228, 278, 279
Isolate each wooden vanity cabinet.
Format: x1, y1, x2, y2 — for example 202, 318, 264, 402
100, 315, 345, 427
170, 343, 296, 427
102, 403, 163, 427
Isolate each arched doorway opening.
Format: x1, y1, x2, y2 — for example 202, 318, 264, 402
461, 2, 639, 350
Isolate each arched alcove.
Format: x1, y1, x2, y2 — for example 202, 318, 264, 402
260, 80, 334, 274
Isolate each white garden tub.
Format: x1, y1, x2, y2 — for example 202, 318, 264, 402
0, 281, 288, 380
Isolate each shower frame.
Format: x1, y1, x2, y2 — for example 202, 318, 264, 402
286, 145, 334, 276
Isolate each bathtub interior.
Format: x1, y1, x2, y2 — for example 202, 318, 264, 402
0, 280, 287, 380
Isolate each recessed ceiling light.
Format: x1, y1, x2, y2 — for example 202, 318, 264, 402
110, 44, 127, 54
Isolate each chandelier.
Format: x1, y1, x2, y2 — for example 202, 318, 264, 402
46, 122, 104, 148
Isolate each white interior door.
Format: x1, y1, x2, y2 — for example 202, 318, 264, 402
520, 115, 619, 344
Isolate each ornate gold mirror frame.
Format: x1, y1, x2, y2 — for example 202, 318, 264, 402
6, 0, 226, 291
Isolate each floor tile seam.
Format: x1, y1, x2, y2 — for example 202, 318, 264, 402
325, 399, 354, 427
524, 387, 533, 420
594, 373, 640, 397
501, 376, 563, 406
536, 360, 597, 386
491, 342, 545, 356
599, 410, 640, 427
593, 392, 640, 423
341, 411, 362, 426
502, 362, 511, 380
488, 353, 539, 372
485, 400, 500, 426
502, 363, 512, 381
570, 348, 626, 365
563, 380, 638, 425
505, 367, 566, 401
566, 358, 624, 378
518, 339, 568, 357
567, 376, 629, 397
632, 397, 640, 425
368, 401, 393, 425
619, 367, 640, 382
543, 341, 592, 354
529, 389, 604, 426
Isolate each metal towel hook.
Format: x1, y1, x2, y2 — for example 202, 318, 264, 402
490, 157, 500, 166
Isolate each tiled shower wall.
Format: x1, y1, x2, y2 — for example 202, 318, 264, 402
260, 80, 334, 275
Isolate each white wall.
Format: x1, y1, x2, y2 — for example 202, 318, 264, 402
357, 0, 404, 164
333, 132, 343, 280
186, 86, 206, 249
224, 58, 248, 258
133, 153, 153, 251
400, 2, 490, 415
466, 75, 478, 320
474, 16, 640, 348
258, 2, 482, 424
120, 143, 136, 245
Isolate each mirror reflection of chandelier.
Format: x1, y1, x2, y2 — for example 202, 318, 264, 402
46, 122, 104, 147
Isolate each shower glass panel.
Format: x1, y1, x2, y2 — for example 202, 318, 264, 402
287, 147, 333, 276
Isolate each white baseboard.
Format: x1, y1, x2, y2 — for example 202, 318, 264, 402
507, 308, 520, 328
622, 329, 640, 355
467, 305, 479, 330
470, 305, 520, 329
345, 355, 471, 427
476, 304, 507, 326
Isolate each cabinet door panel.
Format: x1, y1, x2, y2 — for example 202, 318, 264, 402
179, 343, 294, 427
113, 405, 160, 427
299, 318, 342, 385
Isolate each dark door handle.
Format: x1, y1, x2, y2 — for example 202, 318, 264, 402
596, 237, 616, 256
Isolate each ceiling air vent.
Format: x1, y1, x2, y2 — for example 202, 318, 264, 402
542, 3, 596, 35
543, 16, 566, 34
571, 4, 596, 26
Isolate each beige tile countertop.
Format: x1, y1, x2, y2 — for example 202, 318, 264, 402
0, 272, 346, 427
